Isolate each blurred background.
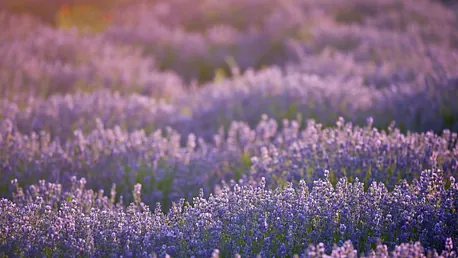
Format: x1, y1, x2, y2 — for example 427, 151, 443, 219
1, 0, 457, 136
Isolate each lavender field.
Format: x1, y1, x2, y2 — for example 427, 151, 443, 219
1, 0, 458, 257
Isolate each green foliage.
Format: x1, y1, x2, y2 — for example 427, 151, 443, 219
234, 153, 253, 180
441, 105, 456, 129
282, 103, 298, 121
213, 68, 228, 83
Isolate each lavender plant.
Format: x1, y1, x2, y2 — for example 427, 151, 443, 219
0, 169, 457, 257
170, 64, 458, 140
100, 0, 458, 84
0, 90, 178, 139
3, 60, 457, 143
1, 116, 456, 211
0, 14, 184, 99
248, 116, 458, 189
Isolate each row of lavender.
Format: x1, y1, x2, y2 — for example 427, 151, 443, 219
2, 0, 458, 95
0, 12, 184, 99
1, 169, 457, 257
104, 0, 458, 83
2, 64, 457, 142
2, 113, 458, 207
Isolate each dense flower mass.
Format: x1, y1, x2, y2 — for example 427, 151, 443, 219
1, 116, 457, 209
1, 170, 457, 257
0, 23, 184, 99
1, 0, 458, 256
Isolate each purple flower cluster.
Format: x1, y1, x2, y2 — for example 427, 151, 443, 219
3, 65, 457, 143
1, 90, 178, 139
1, 169, 457, 257
102, 0, 457, 84
0, 12, 184, 99
249, 117, 458, 189
1, 116, 457, 210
